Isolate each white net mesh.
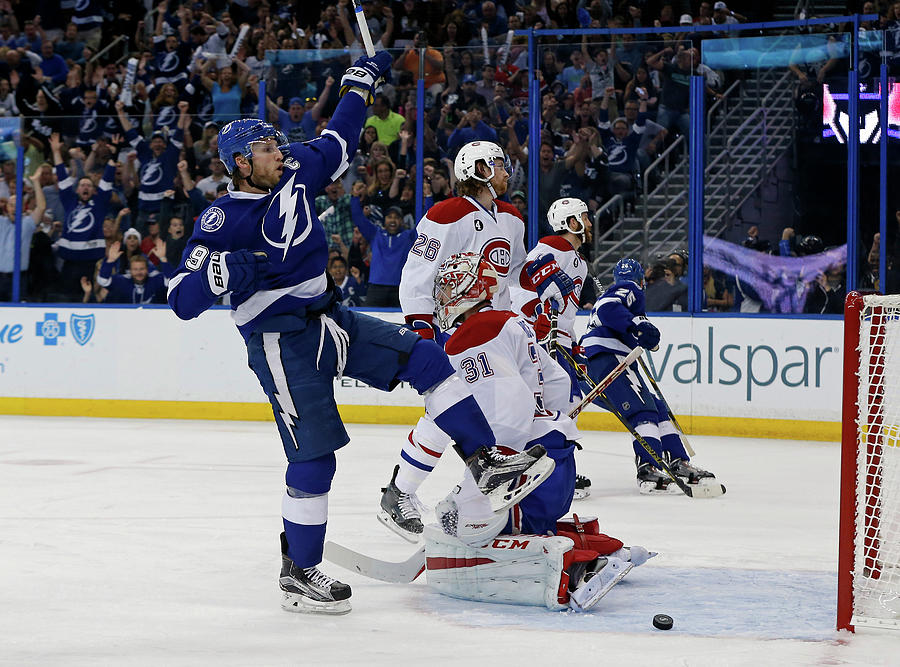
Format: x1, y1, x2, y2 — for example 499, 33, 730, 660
853, 294, 900, 629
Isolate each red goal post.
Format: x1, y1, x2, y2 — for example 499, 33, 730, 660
838, 291, 900, 631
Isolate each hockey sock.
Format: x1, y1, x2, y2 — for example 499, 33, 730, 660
283, 455, 335, 567
632, 422, 664, 467
659, 420, 690, 460
395, 418, 453, 494
282, 489, 328, 567
424, 374, 495, 458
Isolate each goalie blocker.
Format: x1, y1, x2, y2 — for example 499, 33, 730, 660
424, 516, 650, 611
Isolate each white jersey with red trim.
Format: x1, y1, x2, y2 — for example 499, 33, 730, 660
444, 309, 580, 448
399, 196, 527, 323
510, 235, 588, 348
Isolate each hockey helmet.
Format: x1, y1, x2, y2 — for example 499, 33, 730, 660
218, 118, 288, 175
433, 252, 499, 329
797, 235, 824, 256
613, 257, 644, 286
547, 197, 589, 238
453, 141, 511, 184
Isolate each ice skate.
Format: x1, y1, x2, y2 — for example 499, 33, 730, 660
667, 456, 717, 485
568, 556, 633, 611
464, 444, 555, 512
636, 458, 680, 495
279, 533, 351, 615
378, 465, 425, 543
573, 473, 592, 500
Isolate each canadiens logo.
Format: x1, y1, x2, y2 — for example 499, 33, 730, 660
481, 237, 512, 276
199, 206, 226, 233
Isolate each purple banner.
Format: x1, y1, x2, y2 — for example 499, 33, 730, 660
703, 235, 847, 313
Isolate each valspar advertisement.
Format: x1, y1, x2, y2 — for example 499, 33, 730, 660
0, 306, 842, 433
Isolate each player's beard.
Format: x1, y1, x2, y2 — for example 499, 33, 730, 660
492, 176, 508, 197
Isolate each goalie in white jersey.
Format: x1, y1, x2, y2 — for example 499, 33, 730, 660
379, 141, 543, 540
512, 197, 594, 499
423, 252, 652, 612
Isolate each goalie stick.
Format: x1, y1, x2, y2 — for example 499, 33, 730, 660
556, 344, 725, 499
324, 541, 425, 584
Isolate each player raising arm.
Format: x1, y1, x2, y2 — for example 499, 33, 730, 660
580, 258, 719, 493
423, 253, 651, 612
166, 53, 549, 615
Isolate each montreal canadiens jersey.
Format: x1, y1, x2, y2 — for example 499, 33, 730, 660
510, 235, 587, 348
444, 310, 580, 448
167, 93, 367, 340
398, 196, 526, 322
580, 280, 646, 357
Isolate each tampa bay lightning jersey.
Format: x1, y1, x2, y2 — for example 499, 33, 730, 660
167, 93, 367, 341
580, 280, 647, 357
54, 162, 116, 262
125, 126, 184, 212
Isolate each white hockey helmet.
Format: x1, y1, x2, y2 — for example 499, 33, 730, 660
453, 141, 511, 184
433, 252, 499, 329
547, 197, 589, 238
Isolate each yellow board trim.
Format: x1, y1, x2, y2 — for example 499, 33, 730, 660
0, 397, 840, 441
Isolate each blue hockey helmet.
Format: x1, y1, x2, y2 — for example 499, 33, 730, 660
613, 257, 644, 285
217, 118, 288, 175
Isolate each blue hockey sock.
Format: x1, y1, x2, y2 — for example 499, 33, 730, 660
632, 422, 664, 467
432, 394, 495, 458
282, 455, 335, 567
659, 423, 690, 461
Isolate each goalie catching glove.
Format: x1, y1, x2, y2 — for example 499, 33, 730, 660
205, 250, 270, 296
339, 51, 393, 105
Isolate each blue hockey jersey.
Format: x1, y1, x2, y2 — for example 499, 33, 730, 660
580, 279, 647, 357
126, 126, 184, 212
54, 162, 116, 262
168, 93, 367, 341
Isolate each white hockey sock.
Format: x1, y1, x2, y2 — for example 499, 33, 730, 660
395, 418, 453, 494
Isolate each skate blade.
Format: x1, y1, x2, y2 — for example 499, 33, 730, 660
281, 592, 352, 615
376, 510, 422, 543
638, 480, 682, 495
486, 456, 556, 512
572, 487, 591, 501
569, 561, 634, 612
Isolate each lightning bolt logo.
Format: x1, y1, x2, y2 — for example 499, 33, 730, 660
623, 364, 642, 398
68, 207, 94, 234
161, 51, 179, 73
261, 174, 313, 260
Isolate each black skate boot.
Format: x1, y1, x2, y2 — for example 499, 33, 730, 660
636, 457, 678, 495
377, 465, 425, 543
573, 473, 592, 500
665, 454, 716, 485
279, 532, 351, 615
461, 444, 555, 512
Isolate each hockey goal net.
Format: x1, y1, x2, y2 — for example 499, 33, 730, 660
838, 292, 900, 631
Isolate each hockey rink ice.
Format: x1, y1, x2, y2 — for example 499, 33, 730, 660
2, 416, 898, 665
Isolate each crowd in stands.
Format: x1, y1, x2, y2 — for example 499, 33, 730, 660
0, 1, 895, 310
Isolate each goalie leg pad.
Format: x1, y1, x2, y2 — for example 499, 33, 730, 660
424, 525, 576, 610
436, 470, 509, 547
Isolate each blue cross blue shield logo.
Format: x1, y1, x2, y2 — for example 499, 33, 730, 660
35, 313, 66, 346
70, 314, 95, 346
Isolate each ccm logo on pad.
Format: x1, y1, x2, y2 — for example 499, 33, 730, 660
491, 538, 530, 549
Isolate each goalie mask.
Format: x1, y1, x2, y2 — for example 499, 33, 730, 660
547, 197, 590, 241
434, 252, 499, 330
453, 141, 511, 199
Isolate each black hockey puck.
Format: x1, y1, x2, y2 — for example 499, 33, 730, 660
652, 614, 673, 630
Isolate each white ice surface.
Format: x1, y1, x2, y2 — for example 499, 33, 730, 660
1, 416, 898, 666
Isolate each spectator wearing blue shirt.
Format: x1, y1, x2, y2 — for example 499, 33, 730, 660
327, 255, 363, 307
12, 20, 43, 53
265, 92, 327, 143
0, 171, 45, 301
560, 50, 587, 94
96, 241, 173, 304
350, 199, 417, 307
39, 41, 68, 86
447, 107, 498, 158
55, 23, 86, 65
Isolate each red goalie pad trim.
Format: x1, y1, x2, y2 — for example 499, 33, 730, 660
426, 556, 496, 570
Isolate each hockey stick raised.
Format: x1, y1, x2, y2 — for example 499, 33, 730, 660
548, 303, 559, 360
324, 541, 425, 584
350, 0, 377, 57
637, 356, 696, 457
567, 346, 644, 419
555, 344, 724, 499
